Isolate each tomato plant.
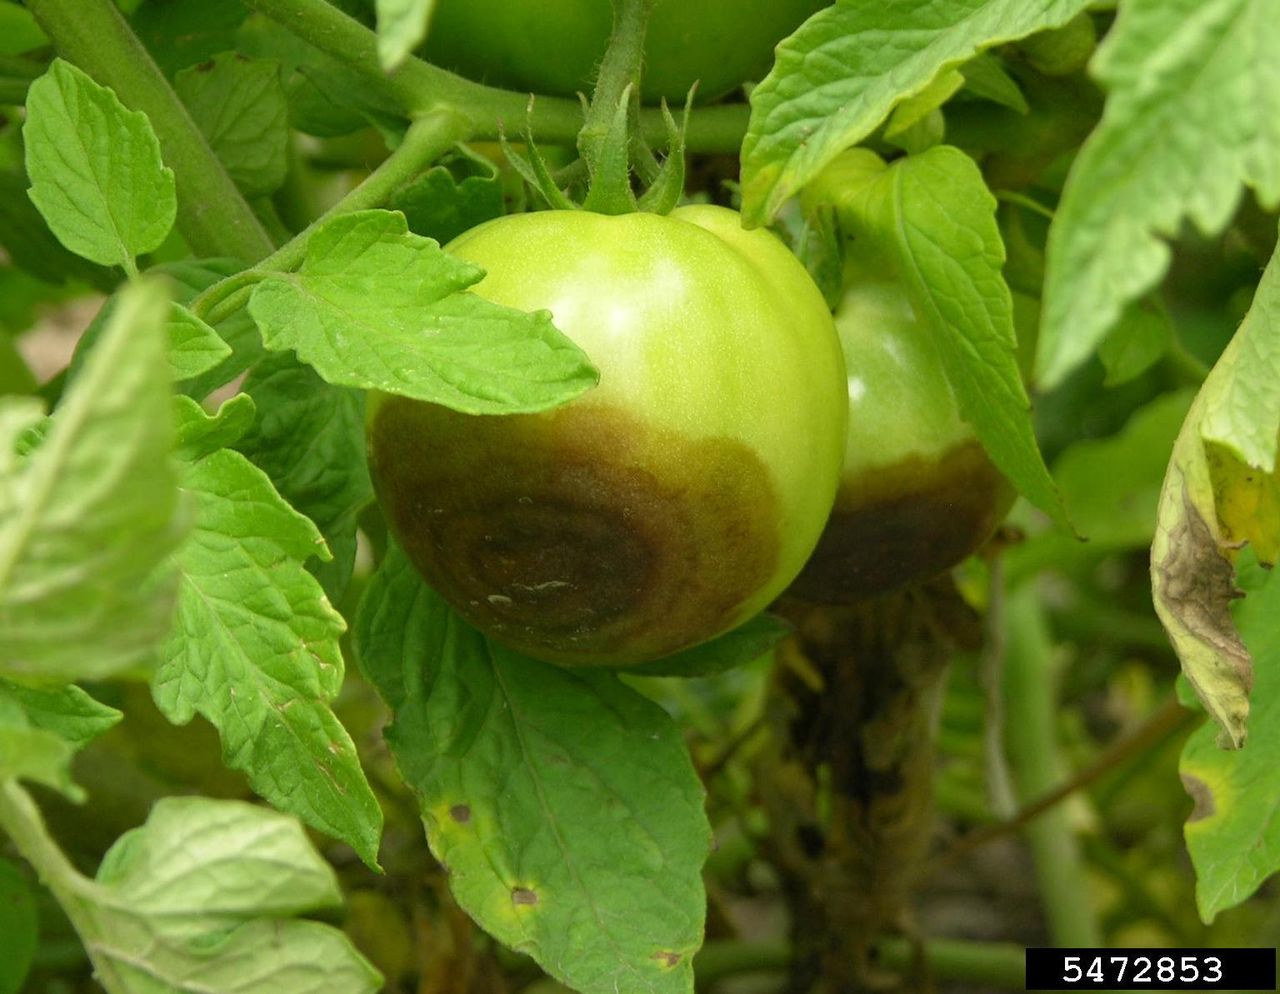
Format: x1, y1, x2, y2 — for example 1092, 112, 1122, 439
4, 2, 1280, 994
368, 205, 846, 665
425, 0, 826, 103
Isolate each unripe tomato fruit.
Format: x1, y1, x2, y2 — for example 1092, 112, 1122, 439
368, 205, 847, 665
789, 273, 1014, 603
423, 0, 827, 104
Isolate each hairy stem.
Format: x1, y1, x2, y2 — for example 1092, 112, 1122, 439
256, 108, 471, 273
239, 0, 749, 153
1003, 586, 1102, 947
27, 0, 276, 263
0, 781, 93, 902
186, 109, 469, 329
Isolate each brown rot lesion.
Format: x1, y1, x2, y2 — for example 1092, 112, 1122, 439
368, 396, 781, 666
790, 441, 1014, 604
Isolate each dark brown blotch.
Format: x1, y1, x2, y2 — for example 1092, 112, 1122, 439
511, 887, 539, 906
654, 951, 682, 968
791, 441, 1013, 604
1180, 773, 1216, 823
448, 804, 471, 824
369, 398, 780, 665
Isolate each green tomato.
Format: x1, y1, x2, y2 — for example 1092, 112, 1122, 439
423, 0, 826, 104
367, 205, 847, 666
789, 273, 1013, 603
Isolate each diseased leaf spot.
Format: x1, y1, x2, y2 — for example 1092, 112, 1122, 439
654, 951, 682, 969
511, 887, 539, 906
1154, 482, 1253, 746
1181, 773, 1216, 823
449, 803, 471, 824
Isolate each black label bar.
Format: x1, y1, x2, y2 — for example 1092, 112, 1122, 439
1025, 948, 1277, 990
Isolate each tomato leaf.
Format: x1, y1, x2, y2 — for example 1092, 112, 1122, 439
0, 280, 185, 683
356, 547, 712, 994
375, 0, 436, 71
821, 146, 1065, 524
0, 170, 116, 292
1038, 0, 1280, 387
1180, 554, 1280, 921
172, 397, 255, 467
739, 0, 1091, 226
1096, 299, 1174, 388
234, 352, 372, 603
0, 3, 46, 57
1151, 244, 1280, 748
0, 681, 121, 801
958, 53, 1028, 115
64, 797, 381, 993
174, 53, 289, 199
154, 400, 383, 868
68, 296, 231, 386
249, 210, 598, 414
22, 60, 176, 271
130, 0, 248, 78
625, 613, 791, 679
1007, 390, 1195, 584
391, 148, 505, 246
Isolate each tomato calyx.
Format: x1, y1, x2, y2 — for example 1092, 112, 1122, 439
500, 0, 691, 216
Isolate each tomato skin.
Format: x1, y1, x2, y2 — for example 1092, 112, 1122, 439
789, 275, 1013, 603
367, 205, 847, 666
423, 0, 826, 103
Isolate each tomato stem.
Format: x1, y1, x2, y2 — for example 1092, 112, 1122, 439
577, 0, 654, 213
1003, 587, 1103, 947
239, 0, 749, 153
0, 782, 96, 905
256, 109, 472, 274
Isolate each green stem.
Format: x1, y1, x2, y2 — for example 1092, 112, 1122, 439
239, 0, 749, 153
595, 0, 655, 108
878, 936, 1026, 989
187, 109, 468, 325
0, 782, 137, 994
692, 937, 1027, 990
576, 0, 655, 213
256, 109, 470, 273
26, 0, 276, 264
0, 781, 93, 903
580, 0, 654, 154
1004, 586, 1102, 947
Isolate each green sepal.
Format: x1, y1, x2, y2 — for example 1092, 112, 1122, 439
500, 126, 578, 212
637, 92, 692, 215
